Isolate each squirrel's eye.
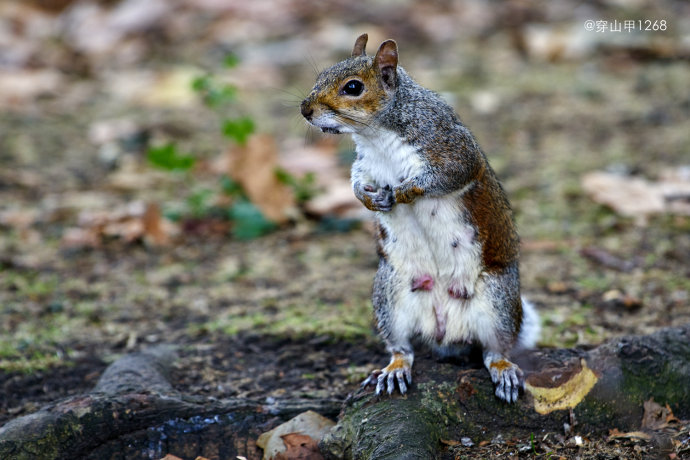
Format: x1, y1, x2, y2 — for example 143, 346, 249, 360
342, 80, 364, 96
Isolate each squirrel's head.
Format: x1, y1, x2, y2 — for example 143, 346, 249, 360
300, 34, 398, 134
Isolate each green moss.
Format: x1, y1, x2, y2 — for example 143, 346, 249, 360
1, 272, 58, 301
189, 299, 375, 341
0, 304, 86, 372
620, 360, 690, 408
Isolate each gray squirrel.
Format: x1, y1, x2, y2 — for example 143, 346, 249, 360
300, 34, 539, 403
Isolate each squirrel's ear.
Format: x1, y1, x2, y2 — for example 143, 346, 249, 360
352, 33, 368, 57
374, 40, 398, 90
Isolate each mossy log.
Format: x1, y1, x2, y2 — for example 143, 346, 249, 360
1, 325, 688, 459
321, 323, 690, 459
0, 346, 342, 460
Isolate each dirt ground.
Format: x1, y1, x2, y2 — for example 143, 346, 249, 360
1, 0, 689, 458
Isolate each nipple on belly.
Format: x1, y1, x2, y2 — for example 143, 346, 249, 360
448, 281, 473, 300
433, 304, 447, 342
411, 274, 434, 292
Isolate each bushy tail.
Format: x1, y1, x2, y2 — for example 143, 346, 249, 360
517, 297, 540, 349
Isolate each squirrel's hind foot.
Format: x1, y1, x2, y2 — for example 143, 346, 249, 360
483, 351, 524, 403
361, 352, 413, 395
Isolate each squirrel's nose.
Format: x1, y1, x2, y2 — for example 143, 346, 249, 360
300, 101, 314, 120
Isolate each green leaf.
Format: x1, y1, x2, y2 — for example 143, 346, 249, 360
220, 175, 244, 198
228, 201, 276, 240
275, 168, 319, 203
222, 117, 255, 145
191, 75, 210, 92
223, 53, 240, 68
192, 75, 237, 107
147, 144, 195, 171
207, 85, 237, 107
186, 188, 214, 217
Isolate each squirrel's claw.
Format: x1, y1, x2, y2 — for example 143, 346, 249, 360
360, 369, 382, 389
396, 370, 408, 394
363, 353, 413, 395
375, 367, 411, 395
494, 365, 522, 403
485, 352, 524, 403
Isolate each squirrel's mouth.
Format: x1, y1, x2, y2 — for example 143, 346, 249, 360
320, 127, 341, 134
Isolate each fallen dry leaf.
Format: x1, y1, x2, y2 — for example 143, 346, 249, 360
159, 455, 184, 460
227, 134, 295, 224
279, 138, 362, 218
608, 427, 652, 441
274, 433, 323, 460
0, 208, 39, 229
581, 170, 690, 224
641, 399, 680, 431
304, 181, 367, 220
525, 358, 599, 415
102, 68, 201, 108
440, 439, 462, 446
62, 0, 170, 56
599, 289, 642, 311
142, 202, 172, 246
61, 201, 177, 248
61, 227, 103, 249
579, 246, 634, 272
256, 410, 334, 460
0, 70, 63, 106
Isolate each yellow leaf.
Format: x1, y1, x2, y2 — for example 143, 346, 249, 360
525, 358, 598, 415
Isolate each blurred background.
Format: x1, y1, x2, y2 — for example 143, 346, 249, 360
1, 0, 689, 427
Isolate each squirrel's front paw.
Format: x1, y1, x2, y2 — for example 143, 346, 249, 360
393, 180, 424, 204
361, 352, 413, 395
359, 184, 395, 212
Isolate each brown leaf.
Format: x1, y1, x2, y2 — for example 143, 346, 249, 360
227, 134, 294, 223
440, 439, 461, 446
279, 139, 362, 218
61, 200, 177, 248
664, 405, 680, 425
580, 246, 634, 272
159, 455, 184, 460
256, 410, 334, 460
582, 170, 690, 224
303, 181, 364, 219
641, 398, 678, 431
0, 208, 39, 229
599, 289, 643, 311
0, 70, 64, 106
143, 202, 173, 246
273, 433, 323, 460
608, 428, 652, 441
61, 227, 102, 249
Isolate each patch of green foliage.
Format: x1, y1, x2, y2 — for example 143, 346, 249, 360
228, 200, 277, 240
222, 117, 254, 145
275, 168, 319, 203
147, 143, 195, 172
146, 53, 318, 240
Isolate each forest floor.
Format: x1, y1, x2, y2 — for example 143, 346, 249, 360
1, 1, 689, 458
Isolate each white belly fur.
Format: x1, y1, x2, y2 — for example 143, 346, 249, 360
352, 130, 499, 348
